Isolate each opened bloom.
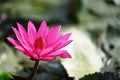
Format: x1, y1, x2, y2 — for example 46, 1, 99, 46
7, 20, 72, 61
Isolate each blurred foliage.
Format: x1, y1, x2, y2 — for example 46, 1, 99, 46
0, 70, 13, 80
0, 0, 80, 23
11, 75, 27, 80
79, 72, 120, 80
0, 70, 27, 80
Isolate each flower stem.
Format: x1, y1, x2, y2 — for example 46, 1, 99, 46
28, 60, 39, 80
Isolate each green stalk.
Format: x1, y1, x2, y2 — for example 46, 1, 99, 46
28, 60, 39, 80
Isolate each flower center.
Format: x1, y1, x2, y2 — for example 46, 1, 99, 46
33, 37, 46, 50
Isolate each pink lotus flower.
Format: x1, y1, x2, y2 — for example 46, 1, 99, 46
7, 21, 72, 61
